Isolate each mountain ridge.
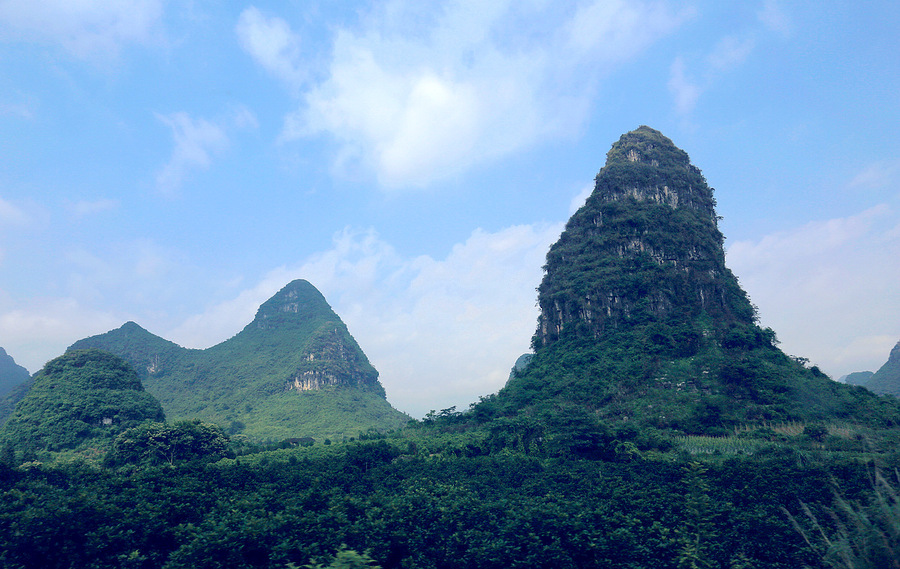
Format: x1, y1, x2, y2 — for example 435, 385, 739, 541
68, 279, 407, 440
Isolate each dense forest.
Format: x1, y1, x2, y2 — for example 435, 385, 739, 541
2, 407, 900, 568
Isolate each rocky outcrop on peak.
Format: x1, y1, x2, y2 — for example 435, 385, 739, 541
499, 126, 900, 433
534, 126, 753, 349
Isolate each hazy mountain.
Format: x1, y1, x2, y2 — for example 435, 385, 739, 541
0, 347, 29, 398
498, 126, 899, 433
0, 349, 165, 455
864, 339, 900, 397
841, 371, 874, 387
69, 279, 409, 440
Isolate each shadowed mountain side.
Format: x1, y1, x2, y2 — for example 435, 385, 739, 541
0, 347, 32, 426
497, 127, 900, 433
0, 347, 30, 399
69, 280, 409, 440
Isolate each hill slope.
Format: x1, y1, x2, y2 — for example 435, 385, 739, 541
499, 126, 899, 433
69, 279, 409, 440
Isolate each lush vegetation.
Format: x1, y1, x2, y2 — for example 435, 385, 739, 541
2, 409, 900, 568
69, 280, 409, 440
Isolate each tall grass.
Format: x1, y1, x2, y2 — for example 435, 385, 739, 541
785, 469, 900, 569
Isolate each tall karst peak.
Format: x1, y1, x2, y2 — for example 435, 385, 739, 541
500, 127, 898, 433
535, 125, 752, 349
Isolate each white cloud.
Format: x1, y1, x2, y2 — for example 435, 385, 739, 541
155, 112, 229, 195
0, 0, 164, 59
727, 205, 900, 378
259, 0, 687, 188
169, 222, 564, 417
706, 35, 756, 73
236, 6, 305, 89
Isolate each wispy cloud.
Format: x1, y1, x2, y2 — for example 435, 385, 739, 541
849, 160, 897, 189
0, 0, 164, 60
668, 56, 701, 115
0, 196, 29, 227
667, 2, 791, 117
757, 0, 792, 37
236, 6, 305, 90
241, 0, 688, 189
68, 198, 119, 218
155, 112, 229, 196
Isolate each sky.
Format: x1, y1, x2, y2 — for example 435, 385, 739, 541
1, 1, 899, 418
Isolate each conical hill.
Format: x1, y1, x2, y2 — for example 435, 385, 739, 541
68, 280, 408, 440
501, 127, 899, 433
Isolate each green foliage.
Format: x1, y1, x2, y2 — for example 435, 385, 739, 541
105, 420, 231, 467
300, 545, 381, 568
786, 469, 900, 568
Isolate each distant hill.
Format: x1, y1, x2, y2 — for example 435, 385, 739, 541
0, 349, 165, 457
69, 279, 409, 440
497, 126, 900, 433
841, 370, 874, 387
0, 347, 29, 398
864, 339, 900, 397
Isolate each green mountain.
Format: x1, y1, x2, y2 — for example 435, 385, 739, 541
842, 370, 874, 387
865, 339, 900, 396
499, 126, 899, 433
0, 349, 165, 456
69, 279, 409, 440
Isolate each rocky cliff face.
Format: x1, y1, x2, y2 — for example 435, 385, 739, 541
534, 126, 753, 349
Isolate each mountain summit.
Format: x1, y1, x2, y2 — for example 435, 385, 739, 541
501, 127, 897, 433
69, 280, 407, 440
535, 126, 752, 349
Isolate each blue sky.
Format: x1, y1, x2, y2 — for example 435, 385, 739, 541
1, 0, 898, 417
